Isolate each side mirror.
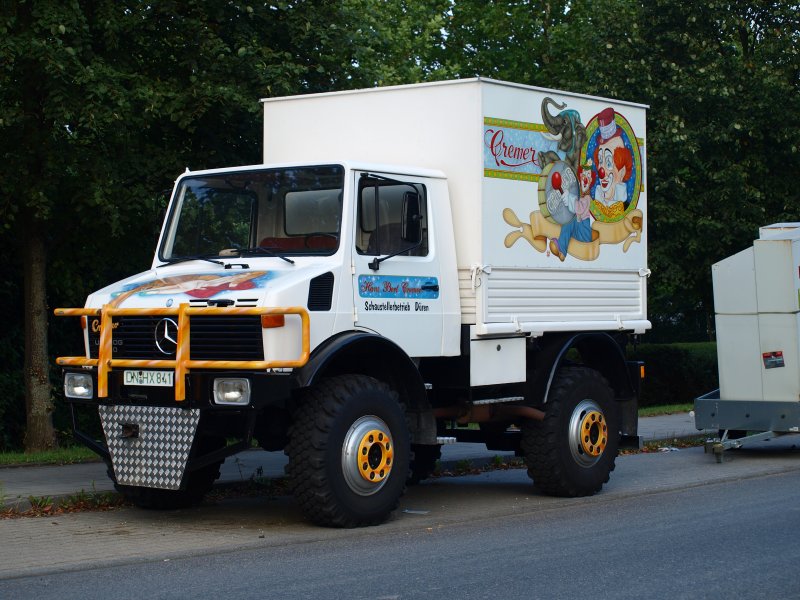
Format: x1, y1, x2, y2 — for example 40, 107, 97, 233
401, 191, 422, 244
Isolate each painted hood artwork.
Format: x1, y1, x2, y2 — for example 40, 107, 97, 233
486, 97, 644, 262
90, 270, 275, 308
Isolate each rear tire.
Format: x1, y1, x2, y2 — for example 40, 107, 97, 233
286, 375, 410, 527
521, 366, 619, 497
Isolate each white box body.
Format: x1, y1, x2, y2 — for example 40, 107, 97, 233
262, 78, 650, 336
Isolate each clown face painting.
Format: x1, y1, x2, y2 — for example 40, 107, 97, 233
592, 108, 633, 209
499, 94, 644, 262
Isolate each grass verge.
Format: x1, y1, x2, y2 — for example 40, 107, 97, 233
0, 446, 100, 467
638, 403, 693, 417
1, 487, 126, 519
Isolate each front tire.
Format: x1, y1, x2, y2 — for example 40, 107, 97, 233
521, 366, 619, 497
286, 375, 410, 527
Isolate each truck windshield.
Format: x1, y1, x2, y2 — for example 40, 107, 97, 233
160, 165, 344, 260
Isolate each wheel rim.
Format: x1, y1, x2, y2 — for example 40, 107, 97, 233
568, 399, 608, 467
342, 415, 394, 496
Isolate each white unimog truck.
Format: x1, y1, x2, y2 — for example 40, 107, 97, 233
57, 79, 649, 527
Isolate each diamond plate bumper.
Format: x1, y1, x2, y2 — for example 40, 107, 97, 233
99, 405, 201, 490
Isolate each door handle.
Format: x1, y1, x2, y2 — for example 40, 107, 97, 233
421, 283, 439, 292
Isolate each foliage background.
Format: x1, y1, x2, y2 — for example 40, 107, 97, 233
0, 0, 798, 449
629, 343, 719, 408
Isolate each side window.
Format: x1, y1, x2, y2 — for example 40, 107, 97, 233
356, 178, 428, 257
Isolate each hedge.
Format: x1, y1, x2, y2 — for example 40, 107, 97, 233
629, 342, 718, 408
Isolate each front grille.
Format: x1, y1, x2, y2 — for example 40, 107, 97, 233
89, 315, 263, 361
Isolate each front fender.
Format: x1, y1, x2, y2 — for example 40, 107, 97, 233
292, 330, 427, 411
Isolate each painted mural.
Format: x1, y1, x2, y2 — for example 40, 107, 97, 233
485, 97, 644, 262
108, 271, 274, 307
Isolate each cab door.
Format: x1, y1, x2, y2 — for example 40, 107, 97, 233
351, 171, 443, 357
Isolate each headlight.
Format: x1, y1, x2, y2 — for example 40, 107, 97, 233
65, 372, 94, 399
213, 378, 251, 405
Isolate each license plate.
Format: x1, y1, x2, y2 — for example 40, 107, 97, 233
124, 370, 174, 387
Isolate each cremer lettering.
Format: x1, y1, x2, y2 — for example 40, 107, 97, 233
485, 128, 540, 169
91, 319, 120, 333
401, 282, 421, 294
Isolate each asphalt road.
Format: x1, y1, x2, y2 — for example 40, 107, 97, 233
2, 440, 799, 599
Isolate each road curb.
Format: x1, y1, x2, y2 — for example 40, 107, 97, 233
2, 434, 708, 515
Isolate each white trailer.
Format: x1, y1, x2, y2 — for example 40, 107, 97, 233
696, 223, 800, 459
57, 78, 649, 526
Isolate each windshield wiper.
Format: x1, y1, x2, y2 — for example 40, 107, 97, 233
157, 255, 226, 268
239, 247, 295, 265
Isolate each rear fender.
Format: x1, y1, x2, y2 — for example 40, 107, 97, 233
543, 333, 637, 402
532, 333, 639, 440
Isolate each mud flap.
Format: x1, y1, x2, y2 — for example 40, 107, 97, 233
99, 405, 200, 490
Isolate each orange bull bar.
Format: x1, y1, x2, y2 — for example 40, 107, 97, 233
54, 304, 311, 402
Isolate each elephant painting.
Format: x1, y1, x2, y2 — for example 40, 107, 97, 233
537, 97, 587, 177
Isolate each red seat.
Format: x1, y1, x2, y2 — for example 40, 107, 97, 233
259, 236, 337, 251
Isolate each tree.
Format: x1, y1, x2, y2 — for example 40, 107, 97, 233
442, 0, 571, 85
347, 0, 455, 85
639, 0, 800, 339
0, 0, 386, 450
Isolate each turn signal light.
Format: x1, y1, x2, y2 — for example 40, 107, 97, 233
261, 314, 285, 328
640, 364, 646, 379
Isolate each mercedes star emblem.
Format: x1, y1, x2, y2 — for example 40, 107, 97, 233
155, 318, 179, 355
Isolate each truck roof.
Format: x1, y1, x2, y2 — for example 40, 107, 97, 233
177, 160, 447, 181
260, 77, 650, 111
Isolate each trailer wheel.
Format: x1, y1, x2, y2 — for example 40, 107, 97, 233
114, 436, 224, 510
408, 444, 441, 484
521, 366, 619, 497
286, 375, 410, 527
